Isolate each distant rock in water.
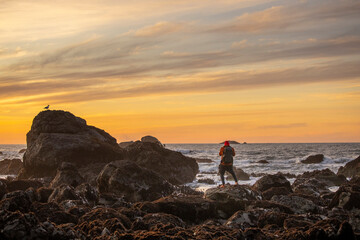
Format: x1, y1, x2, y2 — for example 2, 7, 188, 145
0, 158, 23, 175
141, 135, 163, 147
125, 141, 199, 185
337, 155, 360, 178
118, 141, 134, 148
0, 151, 2, 155
301, 154, 324, 164
257, 160, 269, 164
220, 141, 240, 144
20, 110, 126, 179
19, 149, 26, 154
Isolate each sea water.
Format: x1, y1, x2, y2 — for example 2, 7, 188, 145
1, 143, 359, 192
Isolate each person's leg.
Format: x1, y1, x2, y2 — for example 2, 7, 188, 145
227, 166, 238, 184
219, 165, 225, 186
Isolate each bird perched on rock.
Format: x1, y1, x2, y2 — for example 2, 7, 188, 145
44, 105, 50, 110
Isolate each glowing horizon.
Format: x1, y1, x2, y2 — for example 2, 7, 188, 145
0, 0, 359, 144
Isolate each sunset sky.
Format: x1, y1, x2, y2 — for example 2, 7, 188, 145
1, 0, 360, 144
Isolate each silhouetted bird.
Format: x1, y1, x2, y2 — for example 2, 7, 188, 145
44, 105, 50, 110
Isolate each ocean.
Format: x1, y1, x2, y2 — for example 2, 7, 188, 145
1, 143, 359, 191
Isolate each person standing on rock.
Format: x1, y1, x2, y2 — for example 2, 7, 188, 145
219, 141, 238, 188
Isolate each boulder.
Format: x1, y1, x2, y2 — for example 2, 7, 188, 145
97, 160, 174, 202
257, 211, 289, 228
0, 158, 23, 175
20, 110, 126, 178
141, 135, 163, 147
48, 185, 82, 204
147, 195, 217, 223
30, 201, 77, 224
75, 183, 99, 206
337, 156, 360, 178
226, 209, 264, 230
6, 179, 43, 192
234, 167, 250, 180
301, 154, 324, 164
270, 195, 319, 214
262, 186, 292, 200
252, 173, 292, 192
257, 160, 269, 164
0, 190, 33, 213
329, 184, 360, 210
296, 168, 347, 186
205, 185, 262, 217
292, 178, 330, 197
36, 187, 54, 203
50, 162, 85, 188
119, 141, 134, 148
126, 141, 199, 185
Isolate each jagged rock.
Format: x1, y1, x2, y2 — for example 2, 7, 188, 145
148, 195, 217, 223
48, 185, 82, 203
329, 184, 360, 210
270, 195, 319, 214
126, 141, 199, 185
5, 179, 43, 192
141, 135, 163, 146
36, 187, 54, 203
226, 209, 264, 230
0, 180, 7, 199
0, 190, 33, 213
337, 155, 360, 178
257, 211, 289, 229
246, 200, 294, 214
30, 201, 77, 224
0, 158, 23, 175
295, 168, 347, 187
205, 185, 262, 217
262, 186, 292, 200
20, 110, 126, 178
292, 177, 331, 197
76, 183, 99, 206
301, 154, 324, 164
132, 213, 185, 231
50, 162, 85, 188
119, 141, 134, 148
252, 173, 292, 192
97, 160, 174, 202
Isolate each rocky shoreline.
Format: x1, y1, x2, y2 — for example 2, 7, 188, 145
0, 110, 360, 239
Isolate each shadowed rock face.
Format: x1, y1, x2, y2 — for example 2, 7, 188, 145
301, 154, 324, 164
126, 141, 199, 185
337, 155, 360, 178
20, 110, 126, 178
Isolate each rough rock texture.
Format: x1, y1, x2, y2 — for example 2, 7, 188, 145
0, 158, 23, 175
329, 184, 360, 210
205, 185, 262, 217
97, 160, 174, 202
301, 154, 324, 164
126, 141, 199, 185
119, 141, 134, 148
50, 162, 85, 188
337, 155, 360, 178
252, 173, 292, 192
296, 168, 347, 186
48, 185, 82, 204
36, 187, 54, 203
262, 186, 292, 200
234, 167, 250, 180
20, 110, 126, 178
132, 213, 185, 231
271, 195, 319, 214
0, 180, 7, 199
6, 179, 43, 192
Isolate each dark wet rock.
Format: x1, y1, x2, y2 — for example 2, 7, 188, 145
292, 178, 331, 197
0, 158, 23, 175
198, 178, 215, 184
306, 219, 355, 240
271, 195, 319, 214
246, 200, 294, 214
67, 205, 91, 219
190, 224, 244, 239
262, 186, 292, 200
78, 207, 131, 229
6, 179, 43, 192
141, 135, 163, 147
283, 217, 312, 229
329, 184, 360, 210
296, 168, 347, 187
257, 211, 289, 229
226, 209, 264, 230
19, 149, 26, 153
50, 162, 85, 188
76, 183, 99, 206
234, 167, 250, 180
148, 194, 217, 223
252, 173, 292, 192
36, 187, 53, 203
350, 176, 360, 186
0, 180, 7, 199
132, 213, 185, 231
301, 154, 324, 164
257, 160, 269, 164
20, 110, 126, 178
97, 160, 174, 202
243, 228, 268, 240
48, 185, 82, 203
195, 158, 213, 163
126, 141, 198, 185
78, 162, 108, 186
0, 190, 32, 213
205, 185, 262, 217
119, 141, 134, 148
30, 201, 77, 224
338, 155, 360, 178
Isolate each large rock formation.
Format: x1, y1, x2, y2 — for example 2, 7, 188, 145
337, 155, 360, 178
20, 110, 126, 178
0, 158, 23, 175
301, 154, 324, 164
125, 141, 198, 185
97, 160, 174, 202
